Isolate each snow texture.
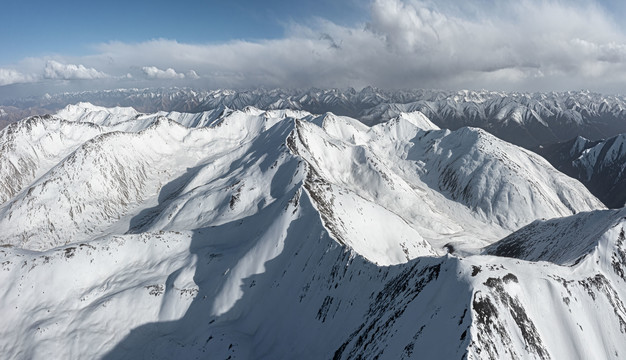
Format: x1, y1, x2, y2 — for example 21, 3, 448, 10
0, 103, 623, 360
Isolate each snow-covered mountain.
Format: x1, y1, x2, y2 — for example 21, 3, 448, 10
5, 87, 626, 149
1, 103, 623, 359
536, 134, 626, 208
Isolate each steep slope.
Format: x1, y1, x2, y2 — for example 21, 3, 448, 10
0, 104, 204, 207
8, 105, 602, 257
0, 118, 201, 249
413, 127, 602, 229
485, 208, 626, 265
533, 136, 600, 178
2, 197, 625, 360
0, 105, 621, 360
536, 134, 626, 208
0, 105, 603, 254
0, 115, 104, 205
0, 109, 308, 251
289, 111, 602, 254
337, 209, 626, 360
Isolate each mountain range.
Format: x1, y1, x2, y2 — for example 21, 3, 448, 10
1, 101, 625, 359
535, 135, 626, 208
6, 88, 626, 209
4, 87, 626, 148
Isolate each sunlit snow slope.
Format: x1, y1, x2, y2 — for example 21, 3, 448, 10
1, 103, 622, 360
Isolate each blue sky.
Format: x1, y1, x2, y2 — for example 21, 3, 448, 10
3, 0, 626, 98
0, 0, 367, 63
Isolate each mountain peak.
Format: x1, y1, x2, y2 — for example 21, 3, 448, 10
56, 101, 140, 126
0, 103, 622, 359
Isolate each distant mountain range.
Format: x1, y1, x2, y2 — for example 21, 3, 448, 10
4, 87, 626, 149
1, 103, 625, 359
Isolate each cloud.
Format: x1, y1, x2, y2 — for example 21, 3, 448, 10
362, 0, 626, 87
368, 0, 448, 53
186, 70, 200, 79
3, 0, 626, 94
142, 66, 186, 79
75, 1, 626, 92
43, 60, 109, 80
141, 66, 199, 80
0, 68, 36, 86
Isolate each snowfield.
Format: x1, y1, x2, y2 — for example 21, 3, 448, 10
0, 103, 624, 359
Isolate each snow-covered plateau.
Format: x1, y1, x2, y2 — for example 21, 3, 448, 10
0, 103, 624, 359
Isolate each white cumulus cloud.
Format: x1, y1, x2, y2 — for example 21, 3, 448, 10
44, 60, 109, 80
142, 66, 186, 79
0, 68, 36, 86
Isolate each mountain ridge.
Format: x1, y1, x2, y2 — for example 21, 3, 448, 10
4, 87, 626, 149
536, 133, 626, 208
0, 103, 624, 359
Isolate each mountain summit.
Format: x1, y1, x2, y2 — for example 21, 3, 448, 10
0, 103, 623, 359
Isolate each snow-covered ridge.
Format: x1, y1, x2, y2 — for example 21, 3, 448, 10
0, 101, 605, 257
0, 104, 623, 359
6, 87, 626, 149
287, 112, 602, 257
0, 115, 105, 205
535, 133, 626, 208
56, 102, 140, 126
485, 208, 626, 265
577, 134, 626, 180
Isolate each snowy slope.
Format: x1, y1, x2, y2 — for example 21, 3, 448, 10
0, 118, 206, 249
485, 208, 626, 265
0, 104, 622, 360
2, 197, 625, 360
289, 111, 602, 254
413, 127, 602, 230
535, 134, 626, 208
55, 101, 311, 131
0, 108, 311, 251
56, 102, 140, 126
0, 115, 104, 205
